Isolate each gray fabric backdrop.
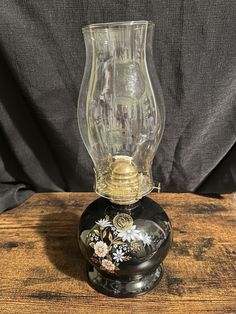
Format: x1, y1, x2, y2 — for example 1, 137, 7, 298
0, 0, 236, 212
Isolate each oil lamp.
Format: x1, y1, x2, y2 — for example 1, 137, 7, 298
77, 21, 172, 297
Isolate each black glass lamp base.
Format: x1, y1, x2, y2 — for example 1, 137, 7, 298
87, 263, 163, 297
78, 196, 172, 297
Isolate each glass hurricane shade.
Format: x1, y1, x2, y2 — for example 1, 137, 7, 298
77, 21, 165, 205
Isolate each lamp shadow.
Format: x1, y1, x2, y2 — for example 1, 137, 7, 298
37, 211, 87, 282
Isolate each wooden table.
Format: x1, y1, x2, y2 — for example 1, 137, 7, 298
0, 192, 235, 313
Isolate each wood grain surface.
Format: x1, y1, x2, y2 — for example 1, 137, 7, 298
0, 192, 235, 313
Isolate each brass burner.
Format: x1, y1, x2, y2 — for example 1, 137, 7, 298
95, 155, 153, 205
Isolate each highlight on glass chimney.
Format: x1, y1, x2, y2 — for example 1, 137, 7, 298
78, 21, 165, 205
77, 21, 172, 297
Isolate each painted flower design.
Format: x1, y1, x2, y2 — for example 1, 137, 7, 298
94, 241, 108, 257
139, 232, 152, 246
101, 259, 116, 271
113, 249, 125, 263
87, 214, 154, 274
118, 225, 140, 242
96, 216, 112, 228
113, 213, 133, 230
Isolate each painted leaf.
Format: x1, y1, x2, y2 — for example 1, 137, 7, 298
94, 229, 100, 235
91, 257, 98, 263
124, 256, 132, 261
103, 229, 107, 238
108, 232, 113, 242
89, 242, 95, 248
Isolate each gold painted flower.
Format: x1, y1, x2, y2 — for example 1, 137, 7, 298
94, 241, 108, 258
113, 213, 133, 231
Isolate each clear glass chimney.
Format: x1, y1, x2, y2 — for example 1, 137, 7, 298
78, 21, 165, 204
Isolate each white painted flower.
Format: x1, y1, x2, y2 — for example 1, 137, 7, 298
139, 233, 152, 246
94, 241, 108, 257
118, 225, 140, 242
101, 259, 116, 271
96, 217, 112, 228
113, 249, 125, 263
